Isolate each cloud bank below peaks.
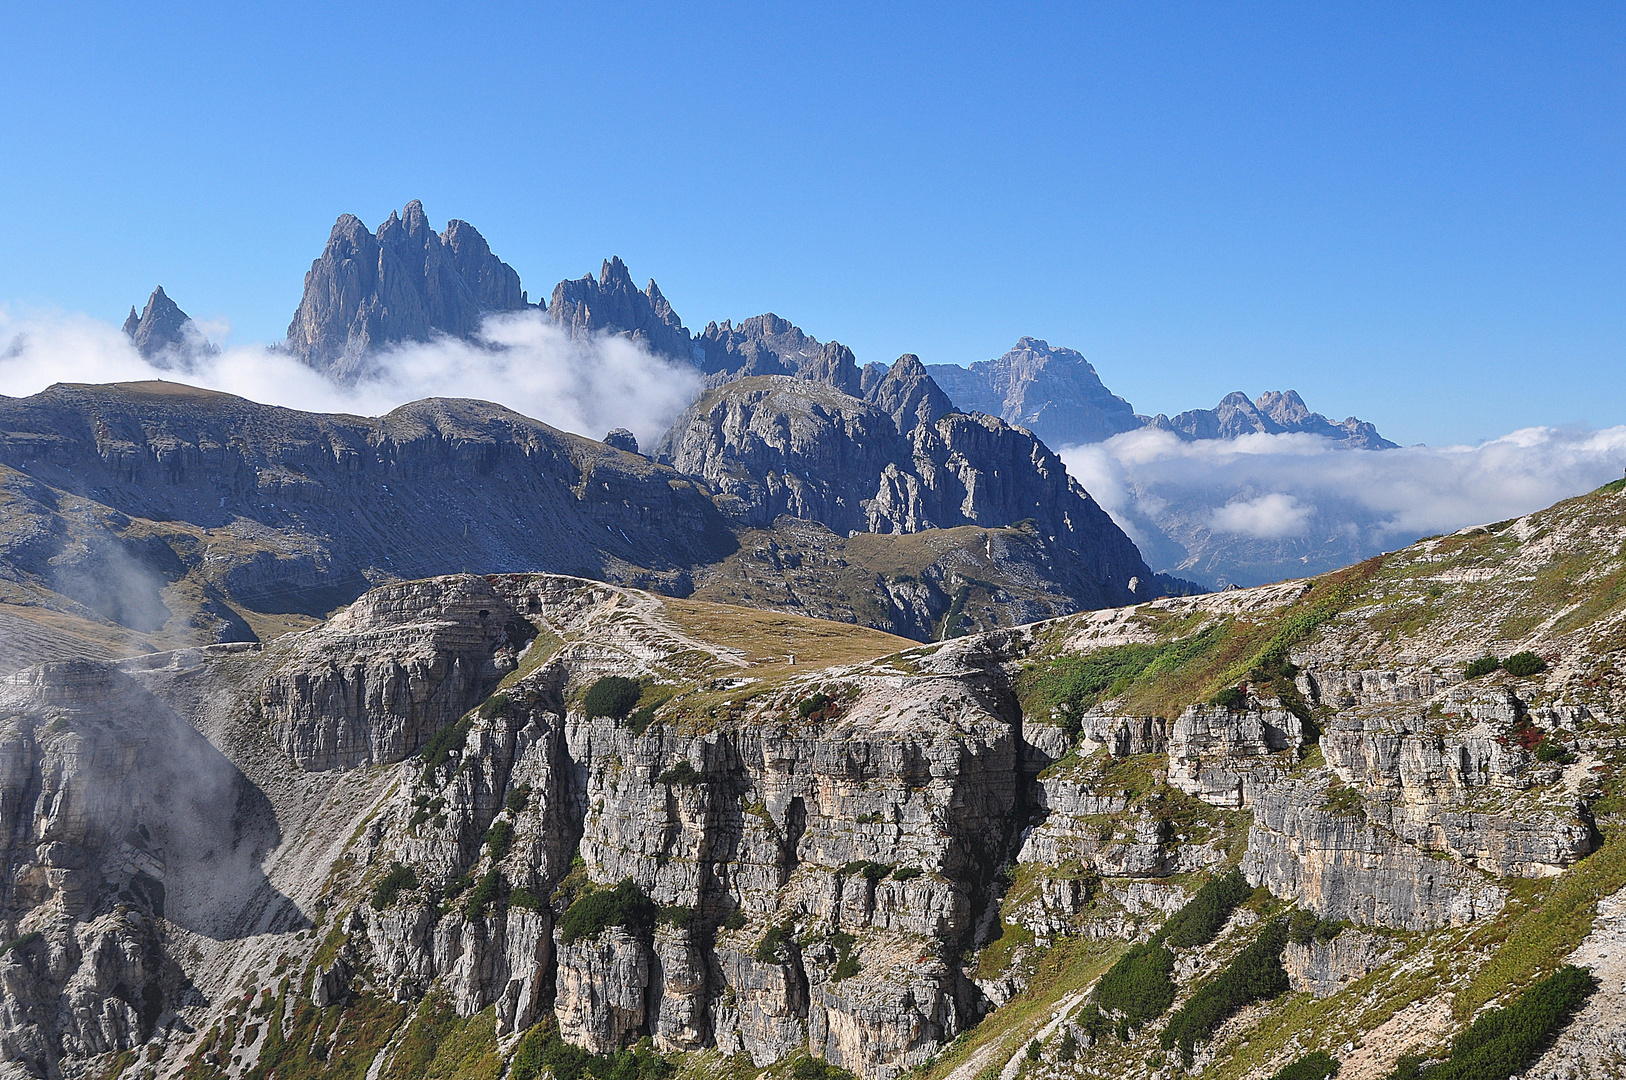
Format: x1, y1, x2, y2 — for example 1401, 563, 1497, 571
0, 307, 703, 451
1061, 426, 1626, 588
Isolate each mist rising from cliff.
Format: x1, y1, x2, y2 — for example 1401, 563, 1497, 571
0, 306, 702, 450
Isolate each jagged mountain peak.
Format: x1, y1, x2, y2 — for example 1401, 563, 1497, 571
927, 337, 1140, 448
285, 200, 531, 380
122, 285, 214, 366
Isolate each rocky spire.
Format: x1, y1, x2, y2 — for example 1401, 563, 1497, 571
546, 257, 695, 363
123, 286, 214, 366
284, 201, 531, 380
865, 353, 954, 435
692, 313, 861, 395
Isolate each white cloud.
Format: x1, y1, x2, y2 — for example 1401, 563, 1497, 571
1062, 425, 1626, 566
0, 307, 702, 452
1210, 492, 1312, 539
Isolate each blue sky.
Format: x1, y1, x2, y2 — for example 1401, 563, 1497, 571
1, 2, 1620, 445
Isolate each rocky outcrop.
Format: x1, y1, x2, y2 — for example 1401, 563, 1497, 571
655, 375, 1172, 612
1243, 778, 1506, 930
1166, 700, 1303, 808
863, 354, 953, 436
549, 257, 694, 364
1282, 929, 1399, 998
286, 200, 529, 378
695, 314, 862, 396
926, 338, 1141, 448
257, 575, 525, 770
1141, 389, 1396, 449
122, 286, 215, 366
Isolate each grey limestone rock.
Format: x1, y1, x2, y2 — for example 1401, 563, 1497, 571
1140, 389, 1397, 449
285, 200, 529, 379
549, 257, 693, 364
696, 314, 862, 396
123, 286, 216, 367
926, 338, 1140, 449
1282, 929, 1400, 998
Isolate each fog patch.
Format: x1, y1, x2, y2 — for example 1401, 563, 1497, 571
1063, 426, 1626, 586
0, 306, 702, 451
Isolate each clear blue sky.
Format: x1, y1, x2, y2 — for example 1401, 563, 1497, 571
2, 3, 1620, 445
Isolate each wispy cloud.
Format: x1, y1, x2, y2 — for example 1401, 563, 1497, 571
0, 307, 702, 451
1062, 426, 1626, 583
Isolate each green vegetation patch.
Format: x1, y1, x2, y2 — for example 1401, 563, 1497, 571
484, 819, 514, 860
1504, 650, 1547, 677
1016, 641, 1170, 737
370, 861, 418, 911
1096, 939, 1177, 1023
1270, 1051, 1341, 1080
1162, 868, 1254, 948
1160, 918, 1290, 1062
1388, 965, 1595, 1080
558, 879, 658, 944
658, 760, 703, 786
510, 1019, 675, 1080
379, 992, 502, 1080
584, 676, 643, 720
419, 714, 475, 779
1465, 655, 1502, 679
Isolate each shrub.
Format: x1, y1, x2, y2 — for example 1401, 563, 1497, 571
505, 784, 531, 815
798, 692, 833, 719
1288, 908, 1345, 946
484, 819, 515, 861
1465, 655, 1502, 679
1210, 685, 1246, 711
1160, 918, 1290, 1061
1271, 1051, 1340, 1080
1025, 1040, 1042, 1062
509, 887, 543, 911
466, 868, 506, 920
419, 714, 474, 778
756, 924, 793, 962
583, 676, 642, 720
833, 954, 861, 980
510, 1020, 675, 1080
443, 872, 473, 899
829, 930, 860, 981
1, 931, 43, 955
657, 760, 703, 786
627, 705, 659, 736
370, 861, 418, 910
1535, 739, 1576, 764
891, 866, 923, 882
1056, 1032, 1078, 1062
1162, 868, 1253, 948
1096, 939, 1177, 1022
722, 908, 747, 932
1015, 642, 1170, 739
558, 879, 658, 943
657, 905, 693, 928
792, 1059, 855, 1080
1386, 964, 1595, 1080
1504, 651, 1548, 678
478, 693, 511, 720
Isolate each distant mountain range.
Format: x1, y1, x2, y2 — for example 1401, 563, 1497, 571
115, 200, 1400, 592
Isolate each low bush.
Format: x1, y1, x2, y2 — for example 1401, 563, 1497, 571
1162, 868, 1253, 947
1535, 739, 1576, 764
1, 931, 43, 955
419, 715, 474, 778
505, 784, 531, 815
484, 819, 515, 860
1288, 908, 1345, 946
657, 761, 703, 786
829, 930, 860, 981
657, 905, 693, 928
627, 704, 659, 736
1096, 939, 1177, 1022
1465, 655, 1502, 679
798, 692, 833, 719
558, 879, 658, 943
722, 908, 747, 932
510, 1021, 674, 1080
466, 868, 506, 920
1210, 685, 1246, 711
1025, 1040, 1042, 1062
478, 693, 511, 720
1385, 964, 1595, 1080
755, 924, 791, 963
791, 1058, 854, 1080
583, 676, 642, 721
509, 887, 543, 911
1160, 918, 1290, 1061
1504, 651, 1548, 678
370, 861, 419, 910
891, 866, 923, 882
443, 872, 473, 899
1271, 1051, 1340, 1080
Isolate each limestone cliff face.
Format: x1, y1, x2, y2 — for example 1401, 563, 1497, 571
655, 376, 1169, 612
549, 257, 694, 363
257, 576, 526, 770
286, 201, 529, 379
